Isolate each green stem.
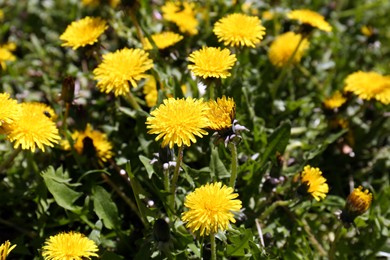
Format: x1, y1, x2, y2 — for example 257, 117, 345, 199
0, 147, 21, 174
169, 145, 184, 211
228, 142, 238, 188
210, 232, 217, 260
258, 200, 290, 222
301, 217, 327, 257
63, 102, 70, 132
126, 91, 142, 111
329, 224, 343, 260
164, 168, 170, 193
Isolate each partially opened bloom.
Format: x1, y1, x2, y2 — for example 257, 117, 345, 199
323, 91, 347, 110
213, 13, 266, 48
143, 32, 183, 50
60, 16, 108, 50
0, 42, 16, 70
268, 32, 309, 67
339, 186, 372, 227
182, 182, 242, 236
93, 48, 153, 96
0, 240, 16, 260
0, 93, 20, 127
287, 9, 332, 32
146, 97, 209, 148
188, 47, 237, 79
162, 2, 198, 35
344, 71, 390, 105
298, 165, 329, 201
62, 124, 113, 162
42, 231, 98, 260
6, 102, 60, 152
206, 96, 235, 131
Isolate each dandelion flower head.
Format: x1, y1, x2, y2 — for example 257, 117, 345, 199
344, 71, 390, 105
346, 186, 372, 216
0, 240, 16, 260
143, 32, 183, 50
188, 47, 237, 79
60, 16, 108, 50
0, 93, 20, 127
0, 42, 16, 70
213, 13, 266, 48
299, 165, 329, 201
182, 182, 242, 236
93, 48, 153, 96
206, 96, 236, 131
146, 97, 209, 149
6, 102, 60, 152
162, 2, 198, 35
323, 91, 347, 110
268, 31, 309, 68
42, 231, 98, 260
287, 9, 332, 32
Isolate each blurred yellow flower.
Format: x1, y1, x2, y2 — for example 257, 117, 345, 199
206, 96, 235, 131
323, 91, 347, 110
143, 32, 183, 50
344, 71, 390, 105
42, 231, 98, 260
0, 93, 20, 127
143, 75, 158, 107
299, 165, 329, 201
82, 0, 120, 8
0, 9, 3, 21
62, 124, 113, 162
0, 43, 16, 70
181, 182, 242, 236
287, 9, 332, 32
213, 13, 266, 48
0, 240, 16, 260
262, 10, 274, 20
345, 186, 372, 217
162, 2, 198, 35
93, 48, 153, 96
5, 103, 60, 152
146, 97, 209, 148
268, 32, 309, 67
60, 16, 108, 50
188, 47, 237, 79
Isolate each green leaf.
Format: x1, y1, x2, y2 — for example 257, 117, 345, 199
41, 166, 82, 212
210, 149, 230, 180
139, 155, 155, 179
226, 228, 253, 257
303, 129, 347, 160
93, 186, 120, 230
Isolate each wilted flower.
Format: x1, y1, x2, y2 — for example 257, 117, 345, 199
287, 9, 332, 33
162, 2, 198, 35
298, 165, 329, 201
143, 32, 183, 50
60, 16, 108, 50
0, 42, 16, 69
181, 182, 242, 236
323, 91, 347, 110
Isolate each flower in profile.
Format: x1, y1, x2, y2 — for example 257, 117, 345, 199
143, 32, 183, 50
206, 96, 235, 131
0, 42, 16, 70
0, 240, 16, 260
188, 47, 237, 79
143, 75, 158, 107
60, 16, 108, 50
298, 165, 329, 201
5, 102, 60, 152
323, 91, 347, 110
93, 48, 153, 96
62, 124, 113, 162
0, 93, 20, 127
213, 13, 266, 48
343, 71, 390, 105
42, 231, 98, 260
162, 2, 198, 35
181, 182, 242, 236
287, 9, 332, 33
146, 97, 209, 148
339, 186, 372, 227
268, 32, 309, 68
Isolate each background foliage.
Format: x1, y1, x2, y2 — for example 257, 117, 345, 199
1, 0, 389, 259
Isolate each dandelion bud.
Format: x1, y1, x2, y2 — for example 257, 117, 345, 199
339, 186, 372, 226
61, 76, 75, 104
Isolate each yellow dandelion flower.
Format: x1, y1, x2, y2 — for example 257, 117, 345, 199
0, 9, 3, 21
262, 10, 274, 20
146, 97, 209, 149
25, 102, 57, 121
346, 186, 372, 216
81, 0, 100, 7
268, 32, 309, 68
0, 93, 20, 127
0, 240, 16, 260
213, 13, 266, 48
162, 2, 198, 35
143, 75, 158, 107
42, 231, 98, 260
6, 103, 60, 152
206, 96, 235, 131
344, 71, 390, 105
63, 124, 113, 162
299, 165, 329, 201
361, 25, 374, 37
287, 9, 332, 32
143, 32, 183, 50
188, 47, 237, 79
181, 182, 242, 236
0, 43, 16, 70
93, 48, 153, 96
60, 16, 108, 50
323, 91, 347, 110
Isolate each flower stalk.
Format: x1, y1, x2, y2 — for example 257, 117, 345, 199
228, 142, 238, 188
169, 145, 184, 211
210, 232, 217, 260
